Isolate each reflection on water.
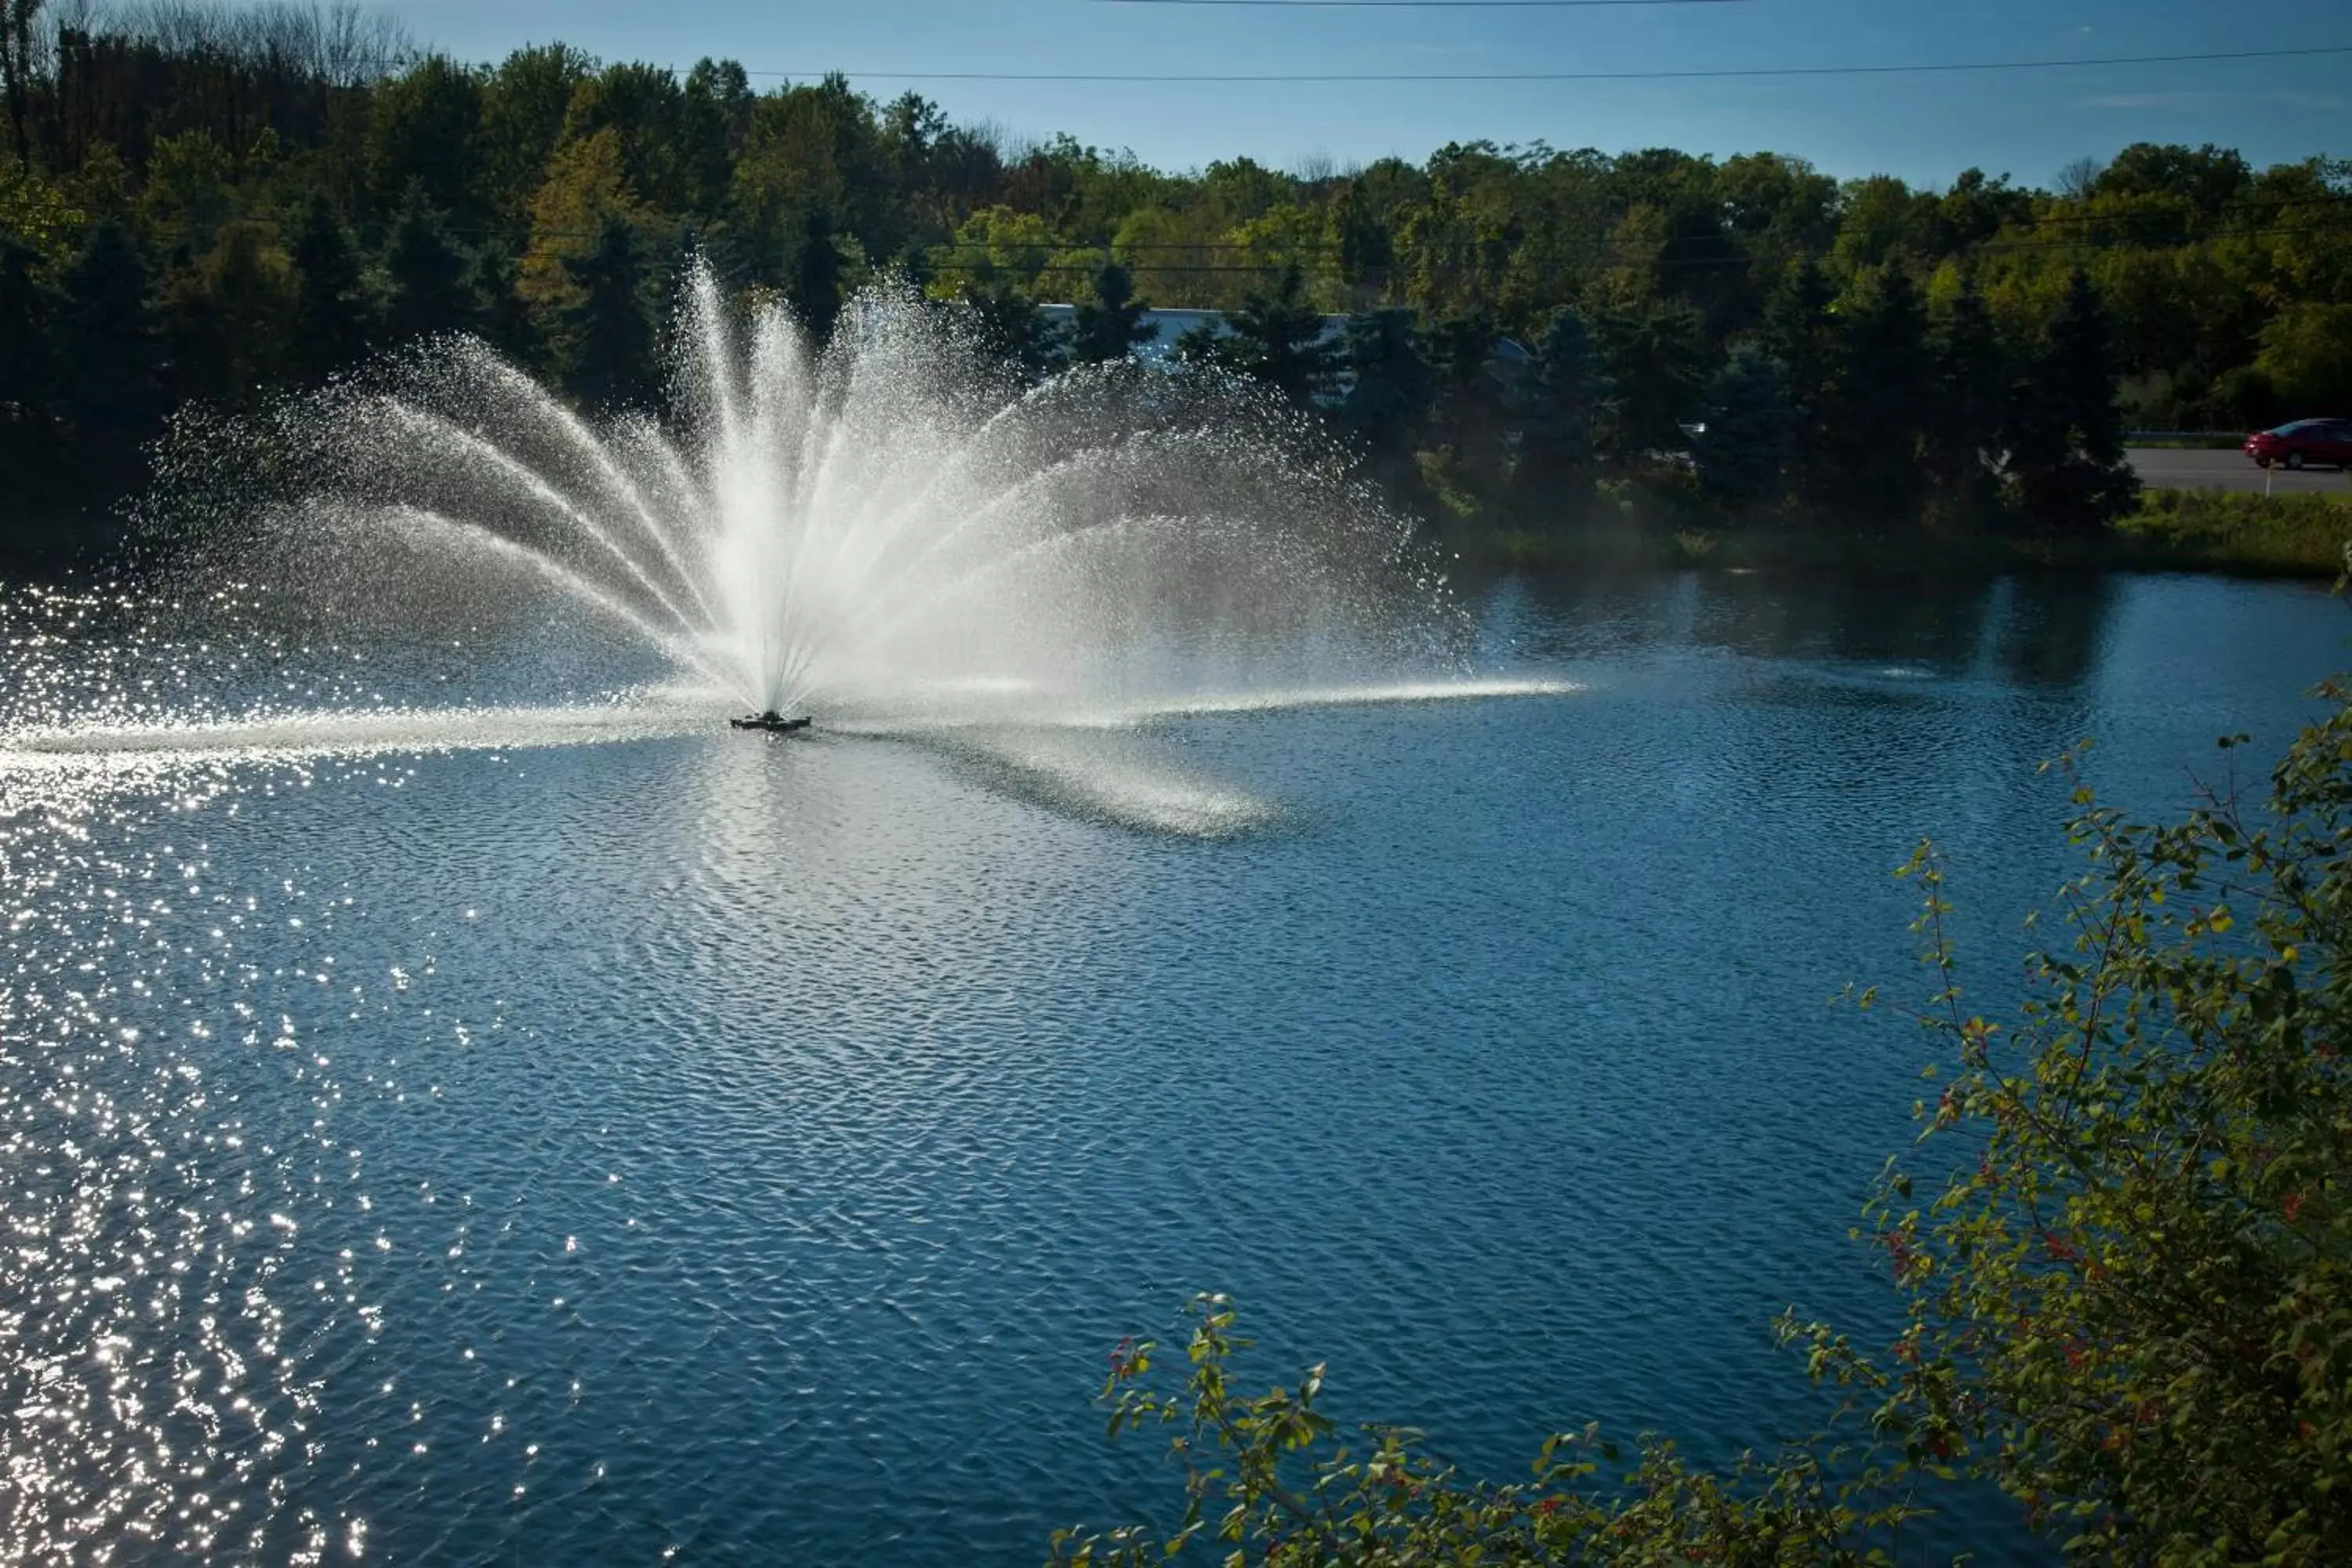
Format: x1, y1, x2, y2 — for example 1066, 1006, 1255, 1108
1, 568, 2346, 1566
1486, 564, 2125, 692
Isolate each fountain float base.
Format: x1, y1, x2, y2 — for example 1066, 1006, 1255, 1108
730, 712, 812, 734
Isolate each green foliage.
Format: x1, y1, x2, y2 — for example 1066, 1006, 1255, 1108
383, 181, 477, 344
1512, 305, 1612, 521
1212, 262, 1338, 406
1593, 297, 1708, 462
2096, 142, 2253, 211
1338, 307, 1432, 486
1792, 702, 2352, 1563
0, 14, 2342, 547
1924, 275, 2008, 515
1824, 268, 1935, 521
289, 190, 371, 381
1762, 258, 1840, 506
2255, 304, 2352, 416
467, 238, 539, 367
557, 211, 655, 409
479, 45, 594, 223
139, 129, 237, 251
0, 224, 66, 515
0, 222, 47, 401
1062, 692, 2352, 1565
46, 219, 161, 485
0, 156, 78, 262
786, 201, 848, 347
1424, 310, 1512, 497
961, 285, 1068, 384
0, 0, 45, 168
1695, 343, 1801, 510
927, 205, 1061, 301
2004, 270, 2140, 535
366, 55, 485, 221
165, 217, 295, 411
1047, 1294, 1915, 1566
2118, 488, 2352, 576
1068, 260, 1153, 365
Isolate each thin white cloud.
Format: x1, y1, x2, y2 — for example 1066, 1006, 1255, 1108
2085, 89, 2347, 112
2084, 91, 2220, 109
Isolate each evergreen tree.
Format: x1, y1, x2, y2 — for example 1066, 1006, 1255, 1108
165, 220, 298, 412
1426, 311, 1512, 493
365, 55, 487, 223
788, 203, 846, 347
558, 213, 657, 411
1332, 179, 1396, 305
2005, 268, 2139, 533
1069, 261, 1156, 365
1926, 274, 2007, 515
0, 230, 66, 518
1338, 307, 1432, 488
1513, 305, 1613, 517
0, 230, 51, 409
47, 221, 164, 490
1218, 263, 1338, 405
965, 285, 1068, 384
1171, 315, 1232, 372
1761, 259, 1838, 506
1822, 267, 1934, 522
470, 238, 541, 366
1694, 343, 1801, 509
891, 237, 934, 296
382, 181, 478, 345
289, 192, 372, 382
1592, 299, 1708, 464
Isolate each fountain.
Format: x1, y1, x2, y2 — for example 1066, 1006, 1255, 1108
150, 264, 1465, 738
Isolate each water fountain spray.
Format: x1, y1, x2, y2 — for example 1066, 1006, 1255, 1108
154, 262, 1461, 733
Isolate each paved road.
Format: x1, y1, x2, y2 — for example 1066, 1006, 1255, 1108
2128, 446, 2350, 494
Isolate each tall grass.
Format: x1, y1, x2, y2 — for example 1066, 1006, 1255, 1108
2117, 488, 2352, 575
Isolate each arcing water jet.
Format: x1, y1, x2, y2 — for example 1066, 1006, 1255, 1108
168, 263, 1460, 730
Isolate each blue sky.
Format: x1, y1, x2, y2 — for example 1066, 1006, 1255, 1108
379, 0, 2346, 189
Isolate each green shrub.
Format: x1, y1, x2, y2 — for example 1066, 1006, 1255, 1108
1058, 691, 2352, 1564
2118, 489, 2352, 576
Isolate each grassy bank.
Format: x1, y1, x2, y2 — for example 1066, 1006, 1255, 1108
1449, 488, 2352, 579
2113, 487, 2352, 575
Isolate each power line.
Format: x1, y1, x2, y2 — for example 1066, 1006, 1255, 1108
1091, 0, 1747, 6
836, 193, 2352, 252
737, 43, 2352, 83
444, 201, 2352, 260
938, 219, 2352, 272
73, 33, 2352, 88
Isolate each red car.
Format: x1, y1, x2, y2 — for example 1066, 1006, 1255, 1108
2245, 419, 2352, 470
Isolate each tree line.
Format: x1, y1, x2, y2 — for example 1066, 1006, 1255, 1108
0, 2, 2345, 557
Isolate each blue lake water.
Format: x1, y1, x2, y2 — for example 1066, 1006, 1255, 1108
2, 567, 2345, 1564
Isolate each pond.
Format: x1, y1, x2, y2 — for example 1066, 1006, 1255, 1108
2, 565, 2343, 1564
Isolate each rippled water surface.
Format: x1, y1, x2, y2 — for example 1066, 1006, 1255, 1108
4, 568, 2345, 1564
